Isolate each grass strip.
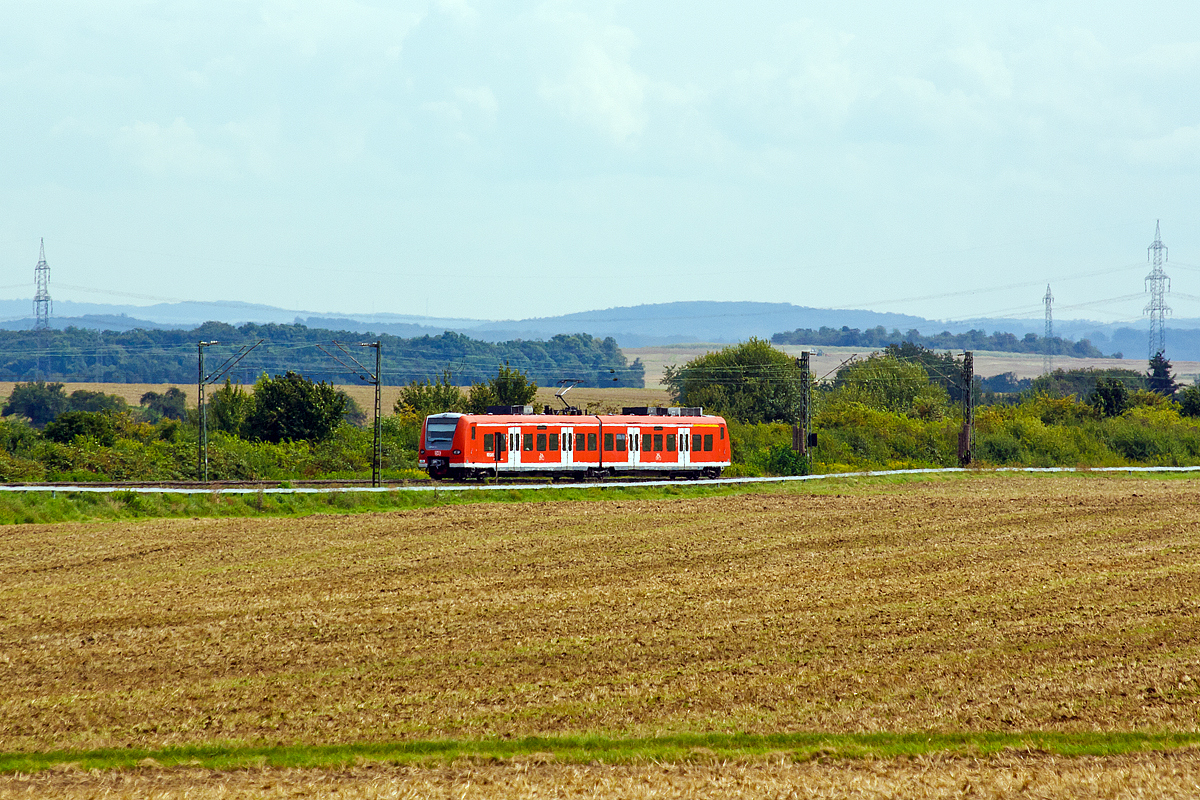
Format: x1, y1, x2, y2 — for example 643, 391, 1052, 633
4, 732, 1200, 773
0, 469, 1193, 525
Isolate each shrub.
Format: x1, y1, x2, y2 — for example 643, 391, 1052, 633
43, 411, 117, 447
664, 339, 804, 423
395, 370, 465, 416
242, 372, 346, 443
827, 355, 949, 417
1180, 385, 1200, 418
2, 382, 69, 427
140, 387, 188, 421
1089, 378, 1130, 418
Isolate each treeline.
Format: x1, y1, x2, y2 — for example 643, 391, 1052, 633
0, 324, 644, 388
665, 340, 1200, 476
771, 325, 1107, 358
0, 363, 549, 483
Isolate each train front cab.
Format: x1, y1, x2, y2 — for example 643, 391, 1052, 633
418, 412, 466, 479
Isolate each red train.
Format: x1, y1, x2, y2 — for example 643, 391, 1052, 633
419, 406, 731, 481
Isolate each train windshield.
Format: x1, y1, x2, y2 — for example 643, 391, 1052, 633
425, 419, 458, 449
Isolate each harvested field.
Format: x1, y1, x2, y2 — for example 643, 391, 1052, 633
2, 473, 1199, 758
5, 752, 1200, 799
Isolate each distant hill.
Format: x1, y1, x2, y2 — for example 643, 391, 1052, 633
3, 297, 1200, 361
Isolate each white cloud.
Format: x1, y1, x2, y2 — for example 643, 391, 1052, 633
455, 86, 497, 119
259, 0, 424, 59
1125, 125, 1200, 165
114, 114, 283, 179
536, 8, 648, 144
435, 0, 479, 26
948, 41, 1012, 99
115, 118, 232, 178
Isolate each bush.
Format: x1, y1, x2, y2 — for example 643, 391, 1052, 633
465, 363, 538, 414
208, 380, 251, 433
43, 411, 117, 447
1088, 378, 1130, 418
67, 389, 127, 414
2, 382, 69, 427
765, 444, 808, 476
242, 372, 346, 443
395, 370, 465, 416
827, 354, 950, 417
1180, 385, 1200, 418
664, 339, 804, 423
140, 387, 188, 421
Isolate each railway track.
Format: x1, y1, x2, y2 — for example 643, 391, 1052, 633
1, 465, 1199, 495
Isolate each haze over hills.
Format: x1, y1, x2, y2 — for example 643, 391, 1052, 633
1, 298, 1197, 360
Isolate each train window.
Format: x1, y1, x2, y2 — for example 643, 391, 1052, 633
497, 434, 505, 452
471, 424, 476, 440
589, 433, 598, 451
632, 433, 638, 451
704, 434, 713, 451
604, 432, 614, 451
616, 433, 627, 452
576, 433, 585, 451
425, 419, 457, 449
549, 433, 559, 451
666, 433, 675, 452
692, 433, 702, 452
720, 426, 725, 440
484, 433, 494, 451
654, 433, 664, 451
523, 433, 533, 451
536, 433, 547, 451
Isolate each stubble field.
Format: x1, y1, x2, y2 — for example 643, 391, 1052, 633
2, 473, 1200, 796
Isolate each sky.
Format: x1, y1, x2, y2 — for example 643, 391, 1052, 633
3, 1, 1200, 326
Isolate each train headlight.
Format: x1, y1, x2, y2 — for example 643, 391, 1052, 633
452, 449, 462, 455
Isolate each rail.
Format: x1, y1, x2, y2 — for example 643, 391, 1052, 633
1, 465, 1198, 495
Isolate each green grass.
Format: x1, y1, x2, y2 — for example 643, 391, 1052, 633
0, 469, 1193, 524
3, 731, 1200, 773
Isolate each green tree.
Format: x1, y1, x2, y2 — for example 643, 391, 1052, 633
883, 342, 968, 404
1033, 368, 1147, 398
1088, 377, 1129, 418
208, 380, 251, 434
67, 389, 127, 414
830, 354, 949, 416
140, 387, 188, 420
1147, 351, 1178, 396
465, 363, 538, 413
2, 381, 69, 428
1179, 384, 1200, 418
43, 410, 117, 446
241, 371, 347, 443
663, 338, 803, 424
340, 392, 367, 426
394, 370, 465, 416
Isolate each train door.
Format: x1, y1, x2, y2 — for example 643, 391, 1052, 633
507, 426, 521, 470
561, 426, 574, 469
481, 426, 507, 473
679, 427, 691, 467
629, 426, 641, 468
